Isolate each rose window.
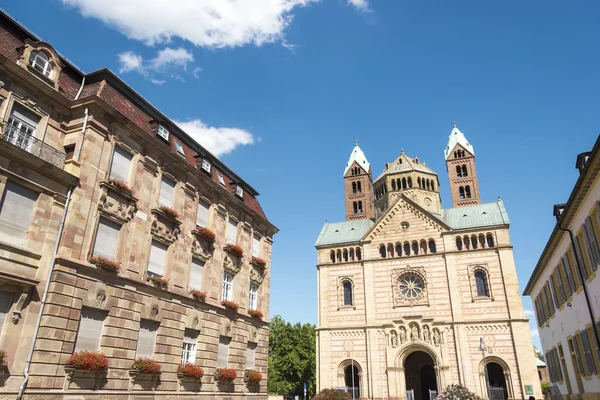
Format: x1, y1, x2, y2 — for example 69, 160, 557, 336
398, 272, 424, 299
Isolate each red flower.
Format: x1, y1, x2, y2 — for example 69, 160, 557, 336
215, 368, 237, 382
190, 289, 207, 301
66, 351, 108, 371
221, 300, 239, 311
248, 309, 263, 320
147, 275, 169, 288
224, 243, 244, 258
107, 178, 134, 195
178, 363, 204, 379
158, 206, 180, 220
251, 257, 266, 269
132, 357, 161, 374
194, 227, 216, 242
89, 256, 120, 271
245, 369, 262, 384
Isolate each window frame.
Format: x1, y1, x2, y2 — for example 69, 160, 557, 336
201, 159, 211, 174
338, 277, 355, 309
181, 328, 198, 364
248, 283, 258, 310
29, 51, 53, 78
157, 125, 170, 141
469, 266, 493, 301
175, 140, 186, 157
222, 272, 233, 302
217, 173, 226, 186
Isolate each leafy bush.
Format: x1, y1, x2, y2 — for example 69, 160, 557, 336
89, 256, 120, 271
132, 357, 161, 374
195, 227, 216, 242
245, 369, 262, 384
312, 388, 351, 400
221, 300, 239, 311
225, 243, 244, 257
178, 363, 204, 379
436, 384, 481, 400
215, 367, 237, 382
541, 383, 551, 395
66, 351, 108, 371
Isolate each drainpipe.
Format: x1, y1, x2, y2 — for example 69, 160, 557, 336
74, 76, 88, 162
557, 225, 600, 354
17, 185, 74, 400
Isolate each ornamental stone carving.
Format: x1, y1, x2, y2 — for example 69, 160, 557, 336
191, 234, 212, 261
249, 265, 265, 285
151, 209, 180, 244
99, 181, 137, 223
223, 254, 241, 275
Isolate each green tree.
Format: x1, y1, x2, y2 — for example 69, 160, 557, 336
268, 315, 316, 399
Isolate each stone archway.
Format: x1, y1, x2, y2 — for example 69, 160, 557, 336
404, 351, 438, 400
338, 359, 362, 400
478, 356, 513, 400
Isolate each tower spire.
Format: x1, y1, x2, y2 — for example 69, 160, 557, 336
445, 124, 481, 207
344, 141, 374, 221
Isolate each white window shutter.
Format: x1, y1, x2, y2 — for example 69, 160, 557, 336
189, 258, 204, 291
246, 342, 257, 370
148, 240, 167, 276
158, 177, 175, 208
0, 181, 38, 246
136, 320, 158, 358
109, 147, 133, 183
0, 291, 12, 336
11, 105, 40, 129
217, 336, 230, 368
226, 220, 237, 244
252, 235, 260, 257
196, 201, 209, 227
74, 308, 106, 352
93, 218, 121, 259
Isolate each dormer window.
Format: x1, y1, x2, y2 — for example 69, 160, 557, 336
29, 51, 52, 78
175, 141, 185, 156
201, 159, 211, 174
157, 125, 169, 141
217, 173, 225, 186
235, 185, 244, 198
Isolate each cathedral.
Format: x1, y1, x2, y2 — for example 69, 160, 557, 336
314, 125, 542, 400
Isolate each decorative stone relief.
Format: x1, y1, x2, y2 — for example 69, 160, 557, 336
399, 326, 407, 344
423, 325, 430, 343
94, 289, 106, 308
433, 329, 441, 346
249, 326, 259, 342
249, 265, 265, 285
223, 254, 241, 275
191, 234, 212, 261
220, 319, 233, 337
151, 208, 180, 244
150, 303, 159, 319
99, 182, 137, 223
410, 323, 420, 341
12, 289, 30, 324
390, 330, 398, 348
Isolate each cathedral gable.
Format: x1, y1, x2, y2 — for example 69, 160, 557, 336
448, 143, 473, 159
344, 160, 368, 178
365, 195, 449, 242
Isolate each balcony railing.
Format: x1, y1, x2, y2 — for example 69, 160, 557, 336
0, 124, 65, 168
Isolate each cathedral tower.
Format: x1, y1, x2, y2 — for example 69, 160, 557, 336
445, 122, 481, 207
344, 141, 374, 220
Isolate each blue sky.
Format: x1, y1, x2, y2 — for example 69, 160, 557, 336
7, 0, 600, 350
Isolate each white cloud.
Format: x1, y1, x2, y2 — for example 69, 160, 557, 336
151, 79, 166, 85
348, 0, 369, 10
176, 119, 255, 157
193, 67, 202, 78
63, 0, 319, 48
152, 47, 194, 70
531, 329, 539, 339
524, 309, 535, 318
118, 51, 143, 73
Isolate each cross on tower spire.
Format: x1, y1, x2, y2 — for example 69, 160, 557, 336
452, 120, 457, 127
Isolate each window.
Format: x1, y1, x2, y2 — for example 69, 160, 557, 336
93, 217, 121, 259
456, 165, 462, 178
379, 245, 386, 258
456, 237, 463, 250
554, 268, 566, 305
8, 105, 40, 136
561, 255, 576, 295
462, 165, 468, 177
196, 201, 210, 227
352, 182, 357, 193
158, 176, 175, 208
249, 283, 258, 310
217, 173, 226, 186
226, 219, 237, 244
201, 159, 211, 173
157, 125, 170, 141
29, 51, 52, 78
582, 217, 600, 270
353, 202, 358, 214
549, 275, 559, 309
175, 141, 185, 156
222, 272, 233, 301
358, 201, 362, 213
357, 182, 361, 193
580, 329, 596, 375
0, 181, 38, 246
465, 185, 472, 198
459, 186, 465, 199
486, 234, 494, 248
181, 329, 198, 364
0, 291, 12, 337
136, 320, 158, 358
74, 308, 106, 352
235, 185, 244, 198
573, 238, 588, 280
404, 242, 411, 256
246, 342, 257, 370
189, 258, 204, 291
252, 234, 261, 257
412, 241, 419, 255
428, 240, 436, 254
109, 147, 132, 183
569, 338, 585, 378
474, 271, 489, 297
343, 281, 353, 306
148, 240, 167, 277
217, 336, 230, 368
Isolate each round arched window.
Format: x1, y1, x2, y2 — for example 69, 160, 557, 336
398, 271, 424, 299
29, 51, 53, 78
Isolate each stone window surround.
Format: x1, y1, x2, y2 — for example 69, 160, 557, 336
1, 92, 50, 143
17, 40, 63, 88
108, 139, 139, 184
338, 277, 355, 310
468, 265, 494, 302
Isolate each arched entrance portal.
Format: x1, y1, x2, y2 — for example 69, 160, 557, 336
485, 362, 508, 400
344, 364, 360, 400
404, 351, 438, 400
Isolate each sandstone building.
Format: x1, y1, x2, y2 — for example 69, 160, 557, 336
0, 10, 277, 399
315, 125, 541, 400
524, 135, 600, 400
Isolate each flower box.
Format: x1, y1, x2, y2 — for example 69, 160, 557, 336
131, 357, 161, 374
244, 369, 262, 385
66, 351, 108, 371
107, 178, 134, 196
194, 227, 216, 242
158, 206, 180, 221
178, 363, 204, 380
147, 275, 169, 289
224, 243, 244, 258
248, 309, 263, 320
221, 300, 239, 311
89, 256, 120, 272
214, 368, 237, 382
190, 289, 207, 301
251, 257, 266, 269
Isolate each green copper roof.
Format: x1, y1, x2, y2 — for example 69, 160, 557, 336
315, 219, 374, 247
441, 200, 509, 229
536, 357, 546, 367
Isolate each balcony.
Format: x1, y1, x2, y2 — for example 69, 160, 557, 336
0, 124, 65, 168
